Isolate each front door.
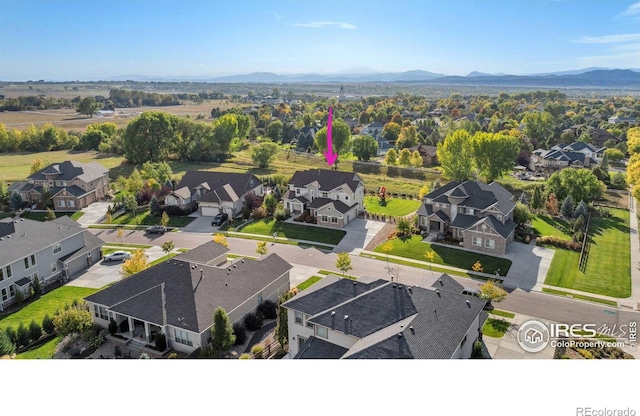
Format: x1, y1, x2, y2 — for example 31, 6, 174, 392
298, 336, 307, 351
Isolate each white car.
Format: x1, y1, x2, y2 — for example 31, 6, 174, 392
104, 251, 131, 262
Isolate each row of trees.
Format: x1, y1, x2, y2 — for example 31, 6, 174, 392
625, 127, 640, 198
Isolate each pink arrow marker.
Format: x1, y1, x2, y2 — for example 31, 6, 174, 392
324, 106, 338, 166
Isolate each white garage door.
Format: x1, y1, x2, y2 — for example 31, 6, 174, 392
201, 206, 220, 216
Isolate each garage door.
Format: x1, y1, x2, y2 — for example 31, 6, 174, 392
201, 206, 220, 216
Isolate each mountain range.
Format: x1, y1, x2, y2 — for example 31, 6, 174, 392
107, 68, 640, 87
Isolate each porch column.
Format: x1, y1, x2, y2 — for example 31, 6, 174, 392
144, 323, 150, 341
128, 317, 134, 338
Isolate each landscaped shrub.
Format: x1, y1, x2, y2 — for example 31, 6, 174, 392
536, 235, 582, 251
53, 305, 94, 337
4, 327, 17, 346
32, 278, 42, 298
233, 323, 247, 346
108, 319, 117, 335
243, 311, 264, 332
252, 206, 267, 220
239, 353, 251, 359
42, 314, 54, 334
274, 207, 288, 222
0, 329, 16, 357
257, 300, 277, 320
154, 333, 167, 351
28, 320, 42, 342
16, 323, 30, 348
251, 344, 264, 359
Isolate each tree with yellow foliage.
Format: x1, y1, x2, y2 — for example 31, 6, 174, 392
120, 249, 149, 278
213, 233, 228, 248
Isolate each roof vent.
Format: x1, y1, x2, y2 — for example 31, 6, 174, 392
200, 270, 203, 279
233, 264, 237, 268
466, 299, 471, 307
225, 282, 228, 286
331, 311, 336, 316
397, 333, 403, 338
353, 281, 356, 285
344, 315, 348, 320
241, 259, 245, 263
392, 284, 396, 288
436, 289, 441, 297
407, 287, 412, 293
409, 326, 414, 333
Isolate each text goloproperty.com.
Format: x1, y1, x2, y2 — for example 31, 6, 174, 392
576, 408, 636, 416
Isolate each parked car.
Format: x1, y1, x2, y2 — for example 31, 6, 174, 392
146, 225, 167, 234
211, 213, 229, 226
104, 251, 132, 262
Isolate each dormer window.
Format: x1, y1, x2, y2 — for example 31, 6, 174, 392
295, 189, 300, 195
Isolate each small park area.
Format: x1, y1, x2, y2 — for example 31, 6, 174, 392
543, 208, 631, 298
373, 235, 512, 276
238, 217, 346, 245
363, 195, 421, 216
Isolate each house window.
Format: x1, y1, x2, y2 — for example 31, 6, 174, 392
93, 305, 108, 320
315, 326, 328, 339
472, 237, 482, 246
294, 311, 303, 325
51, 263, 57, 273
24, 257, 30, 269
67, 200, 75, 208
466, 208, 474, 215
295, 189, 300, 195
321, 215, 328, 222
53, 243, 62, 254
485, 239, 495, 249
322, 192, 328, 198
331, 217, 338, 224
1, 288, 7, 302
458, 229, 463, 238
306, 315, 314, 329
497, 214, 502, 221
9, 285, 15, 297
174, 328, 193, 347
2, 266, 11, 280
345, 196, 349, 201
58, 200, 65, 208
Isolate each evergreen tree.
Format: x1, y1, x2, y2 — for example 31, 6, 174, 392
211, 307, 235, 351
561, 196, 574, 219
44, 208, 56, 221
0, 329, 16, 357
531, 186, 543, 212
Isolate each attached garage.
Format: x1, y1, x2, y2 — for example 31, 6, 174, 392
200, 205, 221, 217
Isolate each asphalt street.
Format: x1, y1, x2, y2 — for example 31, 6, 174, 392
89, 228, 640, 331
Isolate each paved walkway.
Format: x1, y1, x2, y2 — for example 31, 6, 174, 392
76, 201, 111, 227
627, 192, 640, 308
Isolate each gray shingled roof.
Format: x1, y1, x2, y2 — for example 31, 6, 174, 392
308, 197, 354, 214
288, 169, 363, 193
430, 273, 464, 294
29, 161, 108, 182
176, 171, 262, 203
0, 217, 86, 268
175, 240, 229, 265
85, 252, 292, 334
425, 180, 515, 216
294, 336, 349, 359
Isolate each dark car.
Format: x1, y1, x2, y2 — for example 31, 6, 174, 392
146, 225, 167, 234
211, 213, 229, 226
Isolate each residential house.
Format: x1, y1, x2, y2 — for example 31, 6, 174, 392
0, 216, 103, 310
283, 274, 487, 359
608, 115, 637, 125
164, 171, 263, 217
359, 121, 393, 155
9, 161, 110, 211
283, 169, 365, 228
84, 240, 292, 355
528, 141, 600, 175
408, 144, 439, 166
417, 180, 517, 255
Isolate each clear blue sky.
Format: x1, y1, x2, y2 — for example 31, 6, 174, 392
1, 0, 640, 81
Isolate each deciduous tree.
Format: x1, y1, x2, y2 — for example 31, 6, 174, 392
384, 148, 398, 165
335, 252, 352, 277
351, 135, 378, 161
251, 141, 279, 168
213, 233, 228, 248
120, 249, 149, 278
76, 97, 101, 117
472, 132, 519, 182
398, 148, 412, 166
437, 129, 474, 181
162, 241, 175, 254
256, 241, 268, 257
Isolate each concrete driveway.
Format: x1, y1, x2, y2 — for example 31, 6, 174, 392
181, 212, 225, 234
77, 202, 112, 227
333, 218, 387, 254
501, 241, 555, 292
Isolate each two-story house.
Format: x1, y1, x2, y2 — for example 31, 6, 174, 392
84, 241, 292, 355
359, 121, 393, 155
282, 169, 365, 228
528, 141, 601, 175
283, 274, 487, 359
8, 161, 110, 210
164, 171, 264, 217
417, 180, 517, 255
0, 216, 103, 310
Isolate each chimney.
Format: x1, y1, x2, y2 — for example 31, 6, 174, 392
200, 269, 203, 280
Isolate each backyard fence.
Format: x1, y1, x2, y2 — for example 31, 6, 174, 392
578, 213, 592, 273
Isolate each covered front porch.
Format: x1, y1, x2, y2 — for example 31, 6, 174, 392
110, 313, 166, 351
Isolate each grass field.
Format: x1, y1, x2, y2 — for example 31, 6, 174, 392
482, 318, 510, 338
531, 215, 573, 239
20, 211, 84, 221
0, 286, 99, 331
0, 150, 125, 183
543, 209, 631, 298
109, 209, 194, 227
373, 235, 511, 276
297, 276, 322, 291
363, 195, 421, 216
238, 217, 346, 245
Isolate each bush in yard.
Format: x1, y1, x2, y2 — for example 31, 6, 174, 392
28, 320, 42, 342
4, 326, 17, 346
537, 236, 582, 251
32, 278, 42, 298
16, 323, 30, 348
471, 340, 484, 359
233, 323, 247, 346
0, 329, 16, 357
42, 314, 55, 334
257, 300, 277, 320
154, 333, 167, 351
251, 344, 264, 359
243, 311, 264, 332
252, 206, 267, 220
239, 353, 252, 359
108, 319, 117, 335
211, 307, 235, 351
53, 305, 93, 337
274, 207, 288, 221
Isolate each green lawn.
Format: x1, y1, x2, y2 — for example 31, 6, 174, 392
543, 209, 630, 298
0, 286, 98, 331
149, 252, 180, 267
16, 336, 60, 359
297, 275, 322, 291
226, 231, 334, 251
109, 209, 194, 227
482, 318, 510, 338
373, 235, 511, 276
20, 211, 84, 222
491, 309, 515, 319
238, 217, 346, 245
531, 215, 573, 239
363, 195, 421, 216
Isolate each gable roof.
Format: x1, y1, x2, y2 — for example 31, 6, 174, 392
408, 144, 437, 157
294, 336, 350, 359
308, 197, 354, 214
424, 180, 515, 215
288, 169, 363, 193
29, 161, 108, 183
0, 217, 86, 267
85, 251, 292, 334
176, 171, 262, 203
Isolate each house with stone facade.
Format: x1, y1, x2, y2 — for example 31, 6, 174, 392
417, 180, 517, 255
282, 169, 365, 228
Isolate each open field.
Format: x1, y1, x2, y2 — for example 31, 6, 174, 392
543, 209, 631, 298
238, 217, 346, 245
0, 150, 125, 183
531, 215, 572, 239
0, 100, 235, 132
363, 195, 421, 216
